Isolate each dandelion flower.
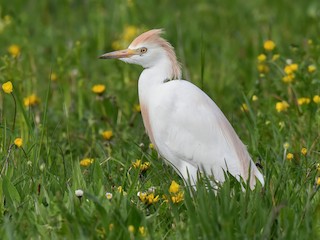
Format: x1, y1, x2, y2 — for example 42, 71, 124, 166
2, 81, 13, 94
263, 40, 276, 51
257, 54, 266, 63
257, 64, 269, 73
80, 158, 94, 167
276, 101, 289, 112
313, 95, 320, 104
128, 225, 135, 233
133, 104, 141, 112
301, 148, 307, 156
308, 65, 316, 73
92, 84, 106, 94
240, 103, 248, 112
8, 44, 20, 57
282, 73, 295, 83
24, 94, 40, 107
297, 97, 311, 106
14, 138, 23, 147
75, 189, 84, 197
102, 130, 113, 140
252, 95, 258, 101
139, 226, 146, 237
169, 180, 181, 194
286, 153, 294, 161
316, 177, 320, 186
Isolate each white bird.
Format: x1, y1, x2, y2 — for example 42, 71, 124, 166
99, 29, 264, 189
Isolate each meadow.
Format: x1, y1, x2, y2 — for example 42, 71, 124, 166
1, 0, 320, 239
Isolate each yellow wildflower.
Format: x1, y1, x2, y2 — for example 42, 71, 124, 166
149, 143, 154, 149
50, 72, 57, 81
132, 159, 141, 168
275, 101, 289, 112
308, 65, 316, 73
316, 177, 320, 186
24, 94, 40, 107
171, 191, 184, 203
133, 104, 141, 112
14, 138, 23, 147
102, 130, 113, 140
117, 186, 124, 193
80, 158, 94, 167
123, 26, 138, 42
240, 103, 248, 112
317, 164, 320, 171
263, 40, 276, 51
92, 84, 106, 94
297, 97, 311, 106
138, 192, 147, 202
313, 95, 320, 104
301, 148, 307, 156
169, 180, 181, 194
109, 223, 114, 231
252, 95, 258, 101
140, 162, 150, 171
308, 39, 313, 45
286, 153, 294, 161
146, 193, 159, 204
282, 74, 295, 83
272, 54, 280, 61
283, 142, 290, 150
257, 64, 269, 73
257, 54, 266, 63
284, 64, 298, 75
2, 81, 13, 94
139, 226, 146, 237
8, 44, 21, 57
128, 225, 135, 233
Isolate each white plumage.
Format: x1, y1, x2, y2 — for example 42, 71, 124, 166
100, 29, 264, 189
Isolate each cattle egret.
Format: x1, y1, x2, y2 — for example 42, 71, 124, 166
99, 29, 264, 189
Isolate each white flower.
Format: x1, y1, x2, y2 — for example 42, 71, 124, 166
75, 189, 84, 197
105, 192, 113, 200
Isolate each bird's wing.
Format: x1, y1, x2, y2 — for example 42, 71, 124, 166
147, 80, 264, 188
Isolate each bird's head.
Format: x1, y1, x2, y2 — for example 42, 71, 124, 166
99, 29, 181, 79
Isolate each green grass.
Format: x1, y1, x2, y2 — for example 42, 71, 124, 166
1, 0, 320, 239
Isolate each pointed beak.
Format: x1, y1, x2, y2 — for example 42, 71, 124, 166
99, 49, 137, 59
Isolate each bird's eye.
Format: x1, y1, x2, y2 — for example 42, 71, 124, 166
140, 47, 147, 54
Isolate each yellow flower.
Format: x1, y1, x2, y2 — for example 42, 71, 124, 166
316, 177, 320, 186
282, 74, 295, 83
8, 44, 21, 57
149, 143, 154, 149
263, 40, 276, 51
80, 158, 94, 167
284, 64, 298, 75
117, 186, 124, 193
128, 225, 135, 233
14, 138, 23, 147
257, 54, 267, 63
275, 101, 289, 112
240, 103, 248, 112
140, 162, 150, 172
139, 226, 146, 237
308, 65, 316, 73
272, 54, 280, 61
2, 81, 13, 94
24, 94, 40, 107
171, 191, 184, 203
317, 164, 320, 172
92, 84, 106, 94
102, 130, 113, 140
313, 95, 320, 104
123, 26, 138, 42
257, 64, 269, 73
286, 153, 294, 161
146, 193, 159, 204
297, 97, 310, 106
252, 95, 258, 101
138, 192, 147, 202
132, 159, 141, 168
283, 142, 290, 150
301, 148, 307, 156
109, 223, 114, 231
50, 72, 57, 81
169, 180, 181, 194
133, 104, 141, 112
